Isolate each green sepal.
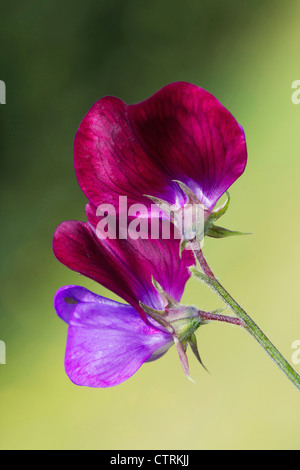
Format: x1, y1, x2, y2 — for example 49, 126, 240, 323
139, 299, 197, 383
210, 307, 228, 315
189, 266, 213, 284
210, 191, 230, 222
173, 335, 196, 383
151, 276, 180, 309
188, 334, 209, 373
173, 180, 202, 205
139, 289, 205, 383
144, 194, 174, 219
206, 224, 252, 239
179, 238, 190, 257
138, 301, 165, 318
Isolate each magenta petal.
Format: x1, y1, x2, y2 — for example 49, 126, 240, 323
74, 96, 179, 209
53, 219, 195, 319
128, 82, 247, 209
75, 82, 246, 212
54, 286, 173, 387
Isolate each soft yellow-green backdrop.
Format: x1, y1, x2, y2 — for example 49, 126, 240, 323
0, 0, 299, 450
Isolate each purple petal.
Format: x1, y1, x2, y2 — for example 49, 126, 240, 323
54, 284, 119, 324
53, 217, 195, 320
128, 82, 247, 210
54, 286, 173, 387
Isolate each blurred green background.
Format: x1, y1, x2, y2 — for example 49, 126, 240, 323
1, 0, 300, 450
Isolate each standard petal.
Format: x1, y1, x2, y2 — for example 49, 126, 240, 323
127, 82, 247, 210
54, 286, 173, 387
53, 218, 195, 319
74, 96, 182, 210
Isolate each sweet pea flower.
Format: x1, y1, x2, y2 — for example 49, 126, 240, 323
74, 81, 247, 240
53, 82, 248, 388
52, 81, 300, 394
53, 212, 197, 387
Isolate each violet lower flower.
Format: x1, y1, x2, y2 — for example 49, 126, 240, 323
74, 81, 247, 243
53, 213, 199, 387
54, 286, 174, 388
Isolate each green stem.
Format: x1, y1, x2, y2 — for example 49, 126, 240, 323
192, 249, 300, 392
